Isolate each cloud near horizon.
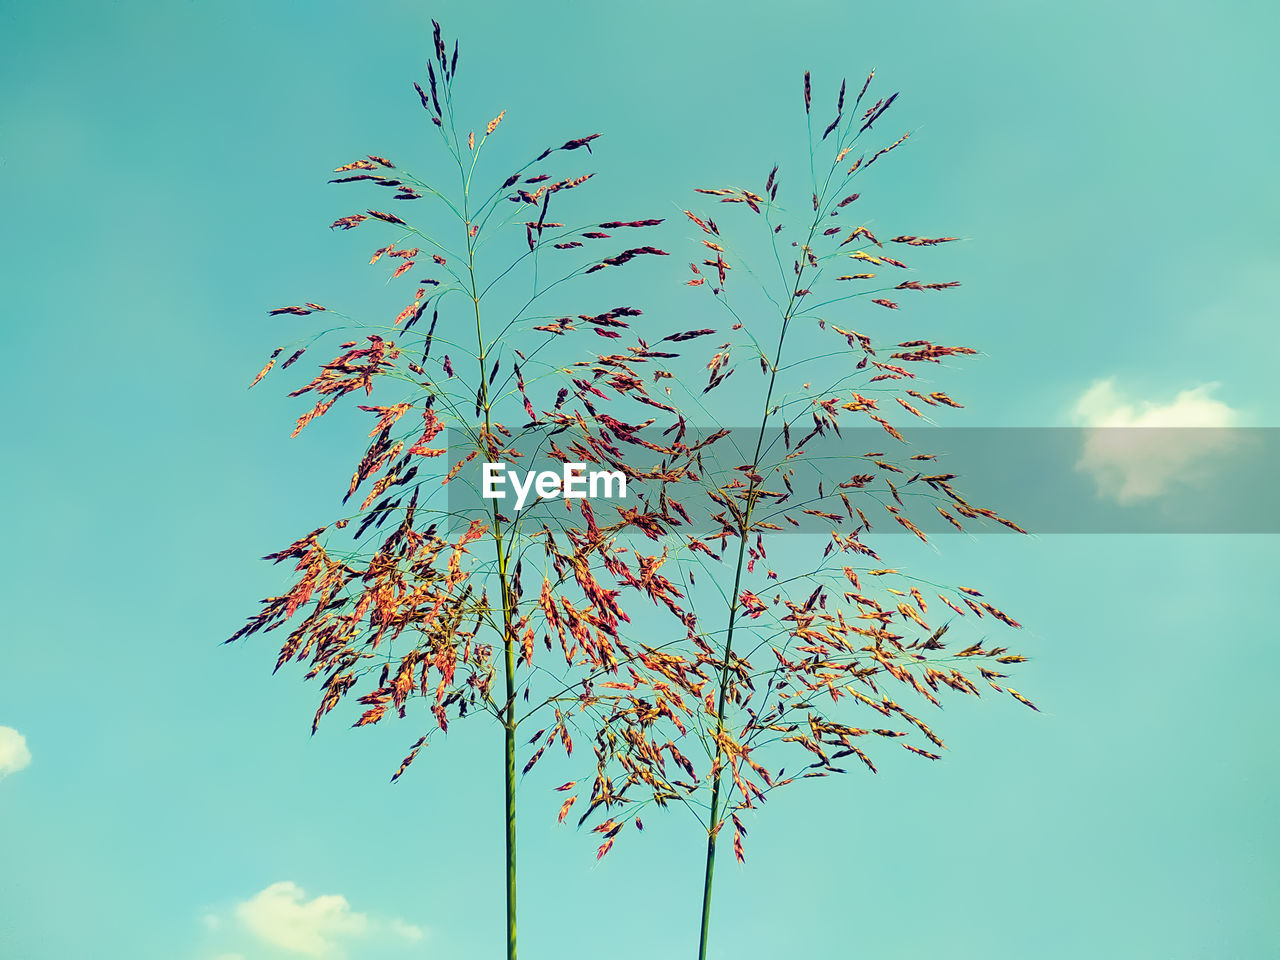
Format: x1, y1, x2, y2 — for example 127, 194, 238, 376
1071, 378, 1242, 504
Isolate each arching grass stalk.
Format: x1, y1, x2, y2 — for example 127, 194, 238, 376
696, 211, 823, 960
229, 21, 698, 960
680, 69, 1036, 959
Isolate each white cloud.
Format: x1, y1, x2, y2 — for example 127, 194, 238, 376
236, 881, 369, 957
1072, 378, 1241, 503
0, 726, 31, 778
1073, 378, 1239, 430
212, 882, 426, 957
389, 918, 425, 942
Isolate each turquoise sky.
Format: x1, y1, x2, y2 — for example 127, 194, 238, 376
2, 1, 1278, 959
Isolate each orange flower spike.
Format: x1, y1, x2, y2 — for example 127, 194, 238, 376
249, 348, 282, 388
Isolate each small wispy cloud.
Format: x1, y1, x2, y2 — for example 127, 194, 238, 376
1072, 378, 1241, 504
390, 917, 426, 942
0, 726, 31, 778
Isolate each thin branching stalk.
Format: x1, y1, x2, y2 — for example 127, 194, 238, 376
229, 22, 696, 960
667, 69, 1036, 958
465, 177, 520, 959
697, 207, 824, 958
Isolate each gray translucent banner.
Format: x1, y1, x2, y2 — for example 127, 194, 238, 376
428, 427, 1279, 535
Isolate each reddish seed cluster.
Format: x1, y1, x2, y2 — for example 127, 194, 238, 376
231, 43, 1033, 885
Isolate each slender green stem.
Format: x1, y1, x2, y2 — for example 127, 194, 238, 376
503, 648, 517, 960
696, 208, 824, 960
462, 160, 519, 959
697, 810, 720, 959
